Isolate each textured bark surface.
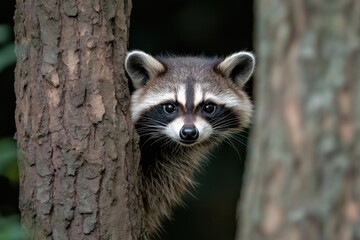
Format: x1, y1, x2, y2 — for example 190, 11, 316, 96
14, 0, 146, 239
237, 1, 360, 240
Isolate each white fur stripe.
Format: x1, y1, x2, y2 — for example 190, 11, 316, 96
163, 117, 184, 142
205, 92, 242, 108
194, 84, 203, 107
194, 117, 213, 142
177, 85, 186, 109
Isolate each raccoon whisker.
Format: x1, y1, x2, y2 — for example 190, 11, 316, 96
136, 127, 166, 135
225, 131, 248, 146
208, 130, 247, 150
229, 138, 248, 149
160, 137, 179, 148
136, 128, 164, 136
170, 144, 183, 155
233, 131, 249, 141
140, 134, 169, 149
138, 120, 167, 128
229, 134, 249, 147
210, 110, 237, 122
211, 116, 240, 126
151, 136, 172, 147
136, 130, 163, 137
222, 137, 243, 162
211, 117, 242, 130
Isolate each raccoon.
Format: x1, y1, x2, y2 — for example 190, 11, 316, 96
125, 50, 255, 236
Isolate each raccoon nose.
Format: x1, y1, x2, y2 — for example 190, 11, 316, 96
180, 125, 199, 142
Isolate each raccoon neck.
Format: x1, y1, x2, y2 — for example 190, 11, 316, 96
139, 137, 211, 234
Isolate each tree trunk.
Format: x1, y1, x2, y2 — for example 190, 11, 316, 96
237, 1, 360, 240
14, 0, 146, 239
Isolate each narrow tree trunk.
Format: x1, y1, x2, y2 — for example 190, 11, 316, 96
14, 0, 145, 239
237, 1, 360, 240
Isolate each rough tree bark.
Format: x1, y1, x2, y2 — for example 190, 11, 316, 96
237, 1, 360, 240
14, 0, 146, 239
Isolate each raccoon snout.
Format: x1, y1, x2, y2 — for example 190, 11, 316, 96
180, 125, 199, 143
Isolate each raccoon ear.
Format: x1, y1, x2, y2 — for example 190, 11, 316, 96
217, 52, 255, 87
125, 50, 165, 89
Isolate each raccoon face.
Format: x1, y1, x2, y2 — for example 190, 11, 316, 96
125, 50, 255, 147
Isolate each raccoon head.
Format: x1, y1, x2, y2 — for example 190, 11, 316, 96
125, 50, 255, 147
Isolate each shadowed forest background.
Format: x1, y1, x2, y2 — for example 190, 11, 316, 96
0, 1, 254, 239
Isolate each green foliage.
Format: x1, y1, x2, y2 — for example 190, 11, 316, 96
0, 137, 18, 184
0, 215, 25, 240
0, 22, 22, 240
0, 24, 16, 72
0, 24, 17, 183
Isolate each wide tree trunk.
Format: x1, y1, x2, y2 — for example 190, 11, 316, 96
237, 1, 360, 240
14, 0, 146, 239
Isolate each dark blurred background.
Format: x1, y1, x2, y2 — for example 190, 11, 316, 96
0, 0, 20, 239
0, 0, 254, 239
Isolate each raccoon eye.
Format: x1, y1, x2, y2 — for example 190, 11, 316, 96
203, 102, 217, 114
163, 103, 176, 114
